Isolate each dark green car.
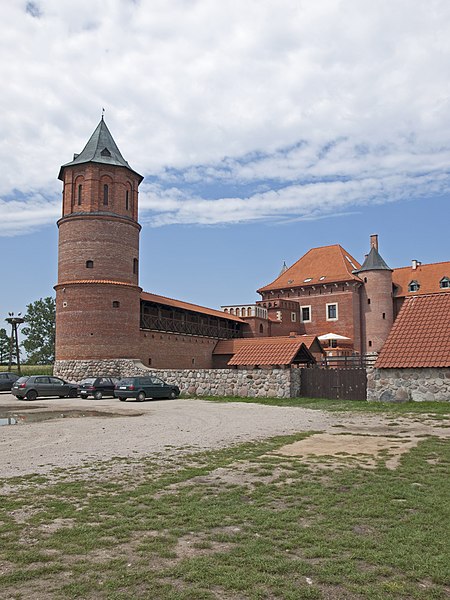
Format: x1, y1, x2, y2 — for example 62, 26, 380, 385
114, 376, 180, 402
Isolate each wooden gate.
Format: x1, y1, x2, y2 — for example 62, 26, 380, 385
300, 367, 367, 401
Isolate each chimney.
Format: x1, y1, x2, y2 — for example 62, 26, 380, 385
370, 234, 378, 251
412, 259, 422, 270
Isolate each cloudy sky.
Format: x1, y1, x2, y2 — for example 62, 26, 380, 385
1, 0, 449, 322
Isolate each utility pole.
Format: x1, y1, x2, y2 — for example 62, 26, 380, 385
6, 313, 24, 374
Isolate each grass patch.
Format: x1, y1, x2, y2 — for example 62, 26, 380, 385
198, 395, 450, 416
0, 429, 449, 599
0, 364, 53, 375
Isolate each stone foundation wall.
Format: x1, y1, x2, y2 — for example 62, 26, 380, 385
367, 367, 450, 402
54, 359, 302, 399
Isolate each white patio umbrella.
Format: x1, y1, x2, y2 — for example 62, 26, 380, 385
318, 333, 352, 341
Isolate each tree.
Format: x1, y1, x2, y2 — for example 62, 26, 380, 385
0, 328, 10, 364
21, 297, 56, 364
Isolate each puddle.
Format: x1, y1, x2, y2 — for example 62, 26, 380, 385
0, 409, 142, 426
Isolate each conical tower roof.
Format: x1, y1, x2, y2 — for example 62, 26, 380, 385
353, 246, 392, 274
58, 118, 143, 182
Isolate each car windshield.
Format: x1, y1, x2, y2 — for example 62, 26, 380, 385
79, 378, 96, 384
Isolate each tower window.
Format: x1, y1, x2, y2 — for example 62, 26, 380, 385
368, 341, 372, 347
125, 190, 129, 210
368, 298, 371, 305
259, 324, 264, 334
77, 184, 82, 205
364, 277, 367, 283
408, 280, 420, 292
133, 258, 138, 275
86, 260, 94, 268
112, 301, 120, 308
103, 184, 109, 206
383, 312, 386, 319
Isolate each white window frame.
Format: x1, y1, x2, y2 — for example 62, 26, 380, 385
326, 302, 338, 321
301, 305, 312, 323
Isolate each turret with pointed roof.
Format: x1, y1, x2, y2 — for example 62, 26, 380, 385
54, 118, 143, 363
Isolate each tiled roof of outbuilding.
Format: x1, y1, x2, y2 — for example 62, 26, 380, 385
392, 262, 450, 297
228, 339, 315, 366
376, 293, 450, 368
214, 335, 320, 355
258, 245, 362, 293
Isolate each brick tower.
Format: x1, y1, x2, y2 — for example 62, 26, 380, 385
354, 235, 394, 354
54, 117, 144, 376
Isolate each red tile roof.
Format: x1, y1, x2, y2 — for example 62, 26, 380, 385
376, 293, 450, 368
56, 279, 138, 287
393, 262, 450, 298
140, 291, 244, 323
228, 339, 315, 366
214, 335, 320, 355
257, 245, 362, 293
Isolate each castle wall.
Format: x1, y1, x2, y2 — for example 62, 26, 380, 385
139, 330, 217, 369
367, 367, 450, 402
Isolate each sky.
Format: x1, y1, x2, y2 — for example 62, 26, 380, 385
1, 0, 449, 330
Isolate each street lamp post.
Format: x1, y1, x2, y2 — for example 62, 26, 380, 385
6, 313, 24, 374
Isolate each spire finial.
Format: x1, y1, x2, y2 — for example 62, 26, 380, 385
101, 107, 105, 120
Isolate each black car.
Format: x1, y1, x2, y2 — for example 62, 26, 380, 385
0, 372, 20, 391
114, 376, 180, 402
78, 377, 118, 399
11, 375, 78, 401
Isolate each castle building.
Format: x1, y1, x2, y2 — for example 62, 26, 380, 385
54, 120, 450, 378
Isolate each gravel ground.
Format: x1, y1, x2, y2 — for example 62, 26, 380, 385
0, 393, 447, 479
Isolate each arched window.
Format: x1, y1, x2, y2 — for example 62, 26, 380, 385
235, 308, 240, 316
408, 280, 420, 292
103, 184, 109, 206
259, 324, 264, 334
125, 190, 129, 211
77, 184, 82, 206
86, 260, 94, 269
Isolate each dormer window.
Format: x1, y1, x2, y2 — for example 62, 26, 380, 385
440, 276, 450, 289
101, 147, 111, 157
408, 280, 420, 292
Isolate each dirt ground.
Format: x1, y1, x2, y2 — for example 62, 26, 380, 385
1, 393, 448, 479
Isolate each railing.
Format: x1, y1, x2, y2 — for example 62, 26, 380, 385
322, 354, 377, 369
140, 315, 241, 339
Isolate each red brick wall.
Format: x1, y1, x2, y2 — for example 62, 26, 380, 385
55, 282, 141, 359
58, 215, 140, 285
62, 164, 140, 221
139, 331, 216, 368
258, 286, 362, 350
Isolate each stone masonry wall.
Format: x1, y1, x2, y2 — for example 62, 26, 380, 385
54, 359, 302, 399
367, 367, 450, 402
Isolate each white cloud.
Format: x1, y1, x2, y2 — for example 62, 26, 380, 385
1, 0, 450, 236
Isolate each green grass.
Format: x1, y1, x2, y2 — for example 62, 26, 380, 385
0, 364, 53, 375
0, 430, 449, 599
198, 395, 450, 416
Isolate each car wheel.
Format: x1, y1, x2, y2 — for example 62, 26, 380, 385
119, 397, 126, 402
94, 391, 103, 400
68, 388, 78, 398
169, 390, 177, 399
137, 391, 146, 402
26, 390, 38, 401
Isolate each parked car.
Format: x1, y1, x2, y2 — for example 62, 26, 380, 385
78, 377, 118, 399
11, 375, 78, 401
114, 376, 180, 402
0, 372, 20, 391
